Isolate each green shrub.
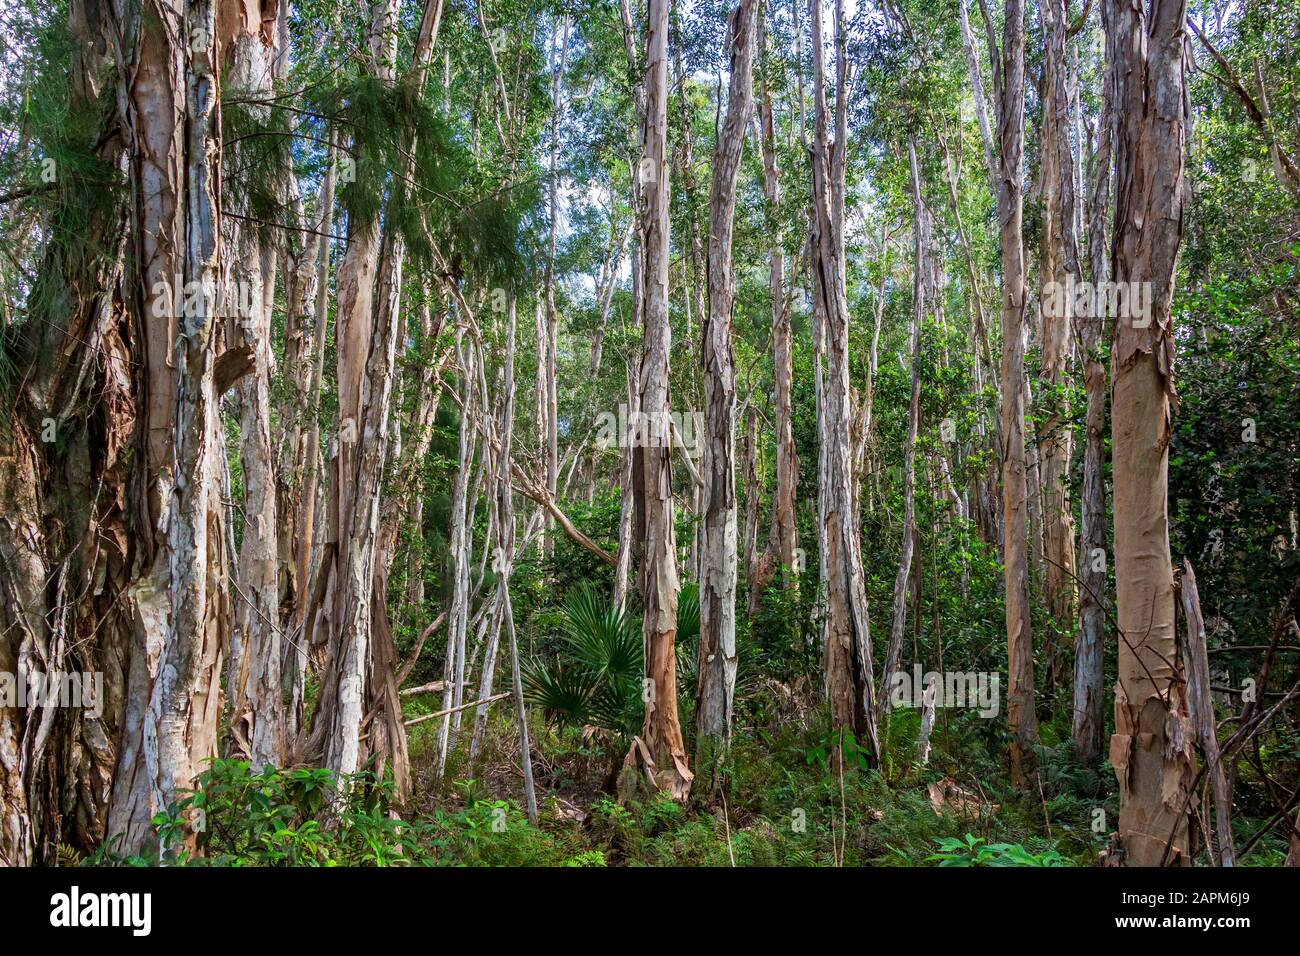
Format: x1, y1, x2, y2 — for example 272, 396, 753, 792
927, 834, 1071, 867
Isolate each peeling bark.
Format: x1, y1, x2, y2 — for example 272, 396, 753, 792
1037, 0, 1080, 677
109, 0, 230, 857
1105, 0, 1195, 866
0, 1, 133, 864
310, 0, 441, 794
696, 0, 757, 768
289, 135, 337, 740
809, 0, 879, 760
227, 3, 284, 770
436, 330, 478, 779
636, 0, 692, 802
751, 17, 799, 607
1179, 562, 1234, 865
991, 0, 1040, 788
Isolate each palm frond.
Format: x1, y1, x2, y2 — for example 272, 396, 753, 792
521, 658, 598, 726
560, 585, 641, 687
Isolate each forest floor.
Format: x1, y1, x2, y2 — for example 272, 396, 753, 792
401, 689, 1115, 867
88, 679, 1293, 867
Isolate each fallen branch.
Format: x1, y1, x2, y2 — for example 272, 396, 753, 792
396, 609, 448, 686
669, 419, 704, 489
400, 680, 448, 697
512, 463, 617, 567
435, 326, 616, 569
404, 691, 511, 727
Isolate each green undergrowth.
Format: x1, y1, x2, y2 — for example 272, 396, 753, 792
77, 702, 1216, 867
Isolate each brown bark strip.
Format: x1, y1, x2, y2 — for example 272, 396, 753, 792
0, 0, 134, 862
1106, 0, 1195, 867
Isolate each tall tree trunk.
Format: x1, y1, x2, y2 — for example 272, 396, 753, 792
635, 0, 692, 802
616, 0, 647, 612
275, 1, 314, 626
1037, 0, 1080, 685
992, 0, 1040, 788
1105, 0, 1195, 867
751, 16, 799, 606
436, 330, 479, 778
671, 5, 709, 344
613, 358, 639, 612
228, 6, 284, 770
1073, 12, 1112, 766
852, 221, 891, 533
310, 0, 441, 792
307, 1, 395, 779
541, 17, 570, 559
109, 0, 230, 856
490, 294, 539, 820
470, 306, 513, 769
670, 9, 708, 586
290, 134, 337, 740
809, 0, 879, 760
741, 406, 762, 582
696, 0, 757, 775
0, 0, 132, 863
360, 0, 446, 801
956, 0, 1006, 553
880, 141, 925, 709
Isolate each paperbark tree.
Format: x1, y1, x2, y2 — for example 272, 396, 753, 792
614, 357, 640, 613
741, 406, 762, 578
227, 4, 284, 770
616, 0, 647, 614
635, 0, 692, 802
1073, 6, 1112, 766
751, 15, 800, 605
670, 6, 709, 583
540, 17, 570, 557
985, 0, 1040, 787
880, 140, 926, 710
809, 0, 879, 760
274, 2, 315, 628
309, 0, 441, 792
696, 0, 758, 771
486, 293, 538, 821
1105, 0, 1196, 867
305, 0, 395, 779
289, 135, 337, 739
1037, 0, 1080, 679
436, 329, 479, 779
0, 0, 132, 863
852, 220, 891, 532
109, 0, 230, 855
